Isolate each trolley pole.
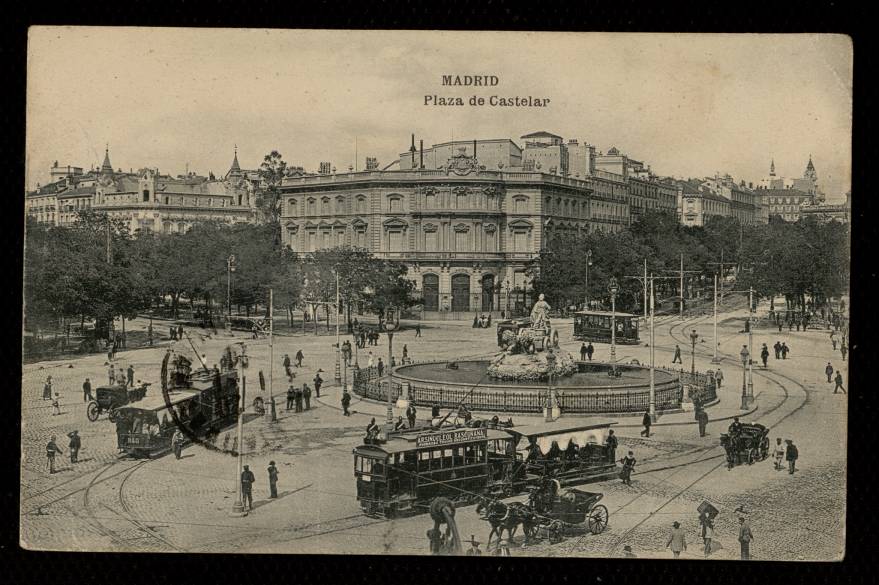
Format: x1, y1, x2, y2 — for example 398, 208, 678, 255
746, 287, 754, 404
268, 288, 277, 422
584, 249, 592, 309
231, 344, 248, 517
649, 276, 656, 423
334, 271, 342, 384
679, 253, 684, 321
711, 274, 721, 364
608, 278, 619, 375
643, 258, 648, 322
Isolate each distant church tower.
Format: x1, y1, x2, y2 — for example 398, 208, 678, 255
769, 158, 776, 177
100, 144, 114, 175
226, 145, 242, 180
803, 154, 817, 183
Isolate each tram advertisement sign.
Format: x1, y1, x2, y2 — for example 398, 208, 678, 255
416, 427, 488, 448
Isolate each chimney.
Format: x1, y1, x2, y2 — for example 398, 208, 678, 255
419, 140, 424, 169
473, 139, 477, 158
410, 134, 416, 167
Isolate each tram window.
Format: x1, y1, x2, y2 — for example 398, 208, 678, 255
464, 444, 476, 464
373, 459, 385, 476
452, 447, 463, 466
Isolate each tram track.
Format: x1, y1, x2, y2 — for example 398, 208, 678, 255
597, 309, 811, 557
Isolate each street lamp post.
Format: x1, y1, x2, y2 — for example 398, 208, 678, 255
711, 273, 721, 364
231, 343, 248, 517
740, 344, 750, 410
746, 287, 754, 404
385, 319, 397, 432
226, 255, 236, 333
649, 276, 656, 422
584, 249, 593, 309
690, 329, 698, 376
608, 277, 619, 375
504, 280, 511, 316
268, 288, 277, 422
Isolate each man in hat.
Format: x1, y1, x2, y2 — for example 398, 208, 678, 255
46, 435, 62, 474
295, 349, 304, 368
640, 409, 652, 437
82, 378, 93, 402
586, 342, 595, 361
773, 438, 785, 471
580, 343, 588, 361
172, 429, 185, 460
760, 344, 769, 368
313, 371, 323, 398
666, 521, 687, 558
267, 461, 279, 498
240, 465, 255, 510
466, 536, 482, 556
728, 417, 743, 437
825, 362, 835, 383
294, 385, 304, 413
303, 384, 312, 411
833, 370, 846, 394
127, 364, 135, 388
606, 429, 618, 463
714, 367, 723, 389
67, 430, 81, 463
43, 376, 53, 400
738, 516, 754, 560
672, 345, 682, 364
406, 403, 417, 429
785, 439, 799, 474
341, 388, 352, 416
283, 354, 292, 379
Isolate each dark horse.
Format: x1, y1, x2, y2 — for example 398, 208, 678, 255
476, 498, 538, 550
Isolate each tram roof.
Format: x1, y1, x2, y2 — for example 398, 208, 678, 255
574, 310, 638, 318
355, 427, 513, 454
504, 419, 617, 439
118, 389, 201, 413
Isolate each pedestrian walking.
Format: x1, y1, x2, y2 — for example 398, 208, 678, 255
714, 368, 723, 389
259, 370, 266, 393
82, 378, 93, 402
169, 325, 176, 341
303, 384, 312, 410
830, 331, 837, 350
172, 429, 185, 459
666, 521, 687, 558
672, 345, 682, 364
700, 513, 715, 557
67, 430, 81, 463
367, 352, 375, 369
341, 388, 351, 416
640, 409, 651, 437
147, 324, 153, 346
52, 393, 61, 416
286, 385, 295, 411
781, 342, 789, 359
108, 364, 116, 385
46, 436, 62, 474
313, 372, 323, 397
840, 341, 847, 361
42, 376, 53, 400
833, 371, 846, 394
580, 343, 587, 361
696, 408, 709, 437
619, 451, 636, 486
127, 365, 135, 387
760, 344, 769, 368
240, 465, 255, 510
415, 323, 422, 337
406, 404, 417, 429
738, 516, 753, 560
785, 439, 799, 474
267, 461, 279, 498
294, 386, 303, 413
177, 324, 184, 340
402, 344, 408, 362
773, 438, 785, 470
774, 341, 781, 360
377, 358, 385, 378
778, 321, 783, 333
586, 342, 594, 361
295, 349, 304, 367
283, 354, 292, 378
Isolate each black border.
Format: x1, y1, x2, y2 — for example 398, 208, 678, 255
3, 2, 875, 584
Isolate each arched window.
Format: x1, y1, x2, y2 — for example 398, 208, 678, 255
287, 198, 297, 216
336, 196, 345, 214
422, 274, 439, 312
307, 198, 316, 215
356, 195, 367, 214
321, 197, 331, 214
388, 195, 403, 213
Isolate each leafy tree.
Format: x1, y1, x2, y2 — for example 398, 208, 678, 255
256, 150, 287, 242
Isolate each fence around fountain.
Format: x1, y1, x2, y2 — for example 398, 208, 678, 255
351, 361, 717, 415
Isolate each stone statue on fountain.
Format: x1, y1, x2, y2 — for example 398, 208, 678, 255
530, 293, 551, 331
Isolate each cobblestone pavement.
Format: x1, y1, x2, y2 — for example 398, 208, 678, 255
20, 302, 847, 558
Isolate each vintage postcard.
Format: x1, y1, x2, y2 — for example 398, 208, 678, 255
21, 28, 851, 559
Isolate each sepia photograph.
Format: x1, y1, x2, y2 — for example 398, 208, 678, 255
21, 28, 851, 560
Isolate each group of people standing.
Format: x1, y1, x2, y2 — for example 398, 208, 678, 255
45, 431, 81, 474
665, 510, 754, 560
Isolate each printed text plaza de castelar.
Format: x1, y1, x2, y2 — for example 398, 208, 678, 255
426, 74, 551, 107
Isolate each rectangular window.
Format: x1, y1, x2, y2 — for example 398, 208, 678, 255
425, 231, 438, 251
388, 231, 403, 252
389, 198, 402, 213
454, 230, 468, 252
143, 190, 150, 202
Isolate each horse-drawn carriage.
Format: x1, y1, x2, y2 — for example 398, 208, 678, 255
86, 383, 150, 422
720, 422, 770, 468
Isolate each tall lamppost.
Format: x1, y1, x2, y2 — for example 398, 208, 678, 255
689, 329, 698, 376
384, 318, 398, 432
746, 287, 754, 405
608, 277, 619, 375
504, 279, 511, 317
584, 249, 593, 309
231, 343, 248, 517
648, 276, 656, 422
739, 344, 750, 410
334, 270, 342, 384
226, 255, 236, 333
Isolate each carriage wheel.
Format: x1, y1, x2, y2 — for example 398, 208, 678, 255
747, 449, 756, 465
86, 401, 100, 422
524, 522, 540, 540
108, 408, 119, 423
252, 397, 265, 414
588, 505, 609, 534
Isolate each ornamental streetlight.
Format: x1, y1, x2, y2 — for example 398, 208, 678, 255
334, 270, 342, 384
231, 343, 249, 517
583, 249, 593, 309
608, 277, 619, 375
384, 317, 398, 433
690, 329, 699, 376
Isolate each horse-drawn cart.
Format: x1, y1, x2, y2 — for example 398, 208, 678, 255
720, 422, 770, 469
525, 487, 609, 542
86, 383, 150, 422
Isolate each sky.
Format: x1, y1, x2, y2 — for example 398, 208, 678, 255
26, 29, 853, 200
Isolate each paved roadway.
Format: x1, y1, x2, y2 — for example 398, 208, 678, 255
20, 299, 847, 559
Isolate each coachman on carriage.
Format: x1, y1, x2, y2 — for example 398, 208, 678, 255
720, 421, 770, 469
